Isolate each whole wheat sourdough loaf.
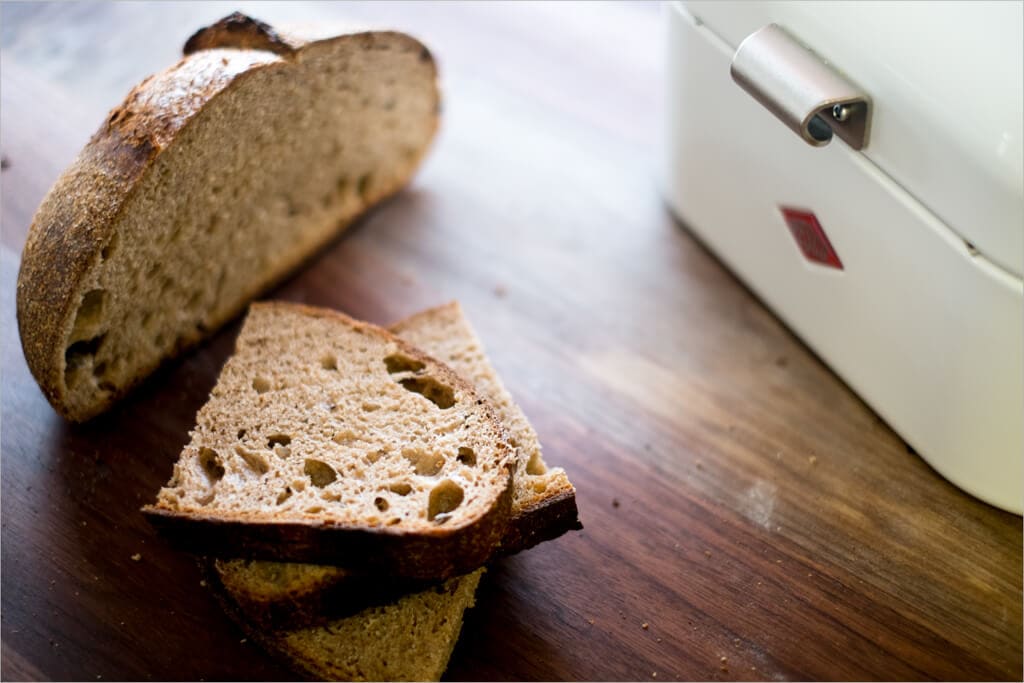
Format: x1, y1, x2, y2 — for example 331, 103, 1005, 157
143, 302, 515, 580
214, 302, 580, 627
16, 13, 440, 422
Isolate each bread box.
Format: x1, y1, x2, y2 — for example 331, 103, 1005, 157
662, 1, 1023, 513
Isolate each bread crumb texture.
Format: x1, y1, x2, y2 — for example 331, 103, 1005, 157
151, 303, 512, 536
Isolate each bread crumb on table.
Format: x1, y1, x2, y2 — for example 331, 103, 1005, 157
808, 455, 818, 465
704, 550, 712, 558
493, 284, 507, 298
612, 498, 620, 508
642, 622, 649, 630
199, 580, 207, 587
130, 553, 142, 562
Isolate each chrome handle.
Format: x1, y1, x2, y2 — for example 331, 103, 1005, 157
731, 23, 871, 150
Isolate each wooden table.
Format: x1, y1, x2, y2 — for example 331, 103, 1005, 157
2, 2, 1020, 680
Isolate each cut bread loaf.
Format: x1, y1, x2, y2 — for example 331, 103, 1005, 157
16, 13, 440, 422
143, 302, 515, 580
212, 567, 484, 682
215, 302, 581, 627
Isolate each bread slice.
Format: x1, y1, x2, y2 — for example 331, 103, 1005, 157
16, 13, 440, 422
214, 302, 580, 627
212, 567, 484, 682
143, 302, 515, 580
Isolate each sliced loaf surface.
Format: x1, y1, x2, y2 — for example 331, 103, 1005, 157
215, 301, 580, 626
214, 568, 483, 682
17, 13, 439, 422
143, 302, 514, 580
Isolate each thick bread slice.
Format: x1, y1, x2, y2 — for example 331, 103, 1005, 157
215, 302, 581, 628
16, 13, 440, 422
212, 567, 484, 682
143, 302, 514, 580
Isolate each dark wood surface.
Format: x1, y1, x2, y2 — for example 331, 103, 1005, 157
1, 2, 1021, 681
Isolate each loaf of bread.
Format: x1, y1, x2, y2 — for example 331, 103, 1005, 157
143, 302, 515, 580
16, 13, 440, 422
215, 302, 580, 627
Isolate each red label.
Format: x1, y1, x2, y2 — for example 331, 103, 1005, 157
780, 207, 843, 270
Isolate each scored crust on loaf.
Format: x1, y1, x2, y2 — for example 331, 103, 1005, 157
214, 301, 581, 627
143, 303, 515, 579
16, 13, 440, 422
212, 567, 483, 682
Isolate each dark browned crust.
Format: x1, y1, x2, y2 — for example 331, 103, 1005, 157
501, 488, 582, 556
15, 16, 440, 422
143, 471, 511, 581
215, 490, 580, 630
206, 558, 435, 631
184, 12, 296, 57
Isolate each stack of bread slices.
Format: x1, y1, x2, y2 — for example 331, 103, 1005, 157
16, 12, 580, 681
148, 300, 580, 680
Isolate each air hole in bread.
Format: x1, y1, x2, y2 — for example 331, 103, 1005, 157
70, 289, 108, 342
457, 446, 477, 466
252, 377, 271, 393
198, 447, 225, 483
273, 445, 291, 459
304, 459, 337, 487
389, 482, 412, 496
276, 488, 292, 505
365, 449, 386, 464
336, 176, 350, 196
320, 354, 337, 370
64, 333, 106, 389
404, 448, 444, 476
357, 173, 373, 198
362, 402, 380, 412
186, 290, 203, 311
526, 451, 547, 476
374, 496, 389, 512
428, 479, 464, 521
399, 376, 455, 409
267, 434, 292, 448
383, 353, 426, 374
100, 233, 119, 260
237, 429, 247, 440
305, 506, 323, 514
234, 445, 269, 475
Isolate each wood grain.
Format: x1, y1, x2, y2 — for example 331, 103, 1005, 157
2, 2, 1021, 681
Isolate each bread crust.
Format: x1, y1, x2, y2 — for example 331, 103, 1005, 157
16, 16, 439, 422
211, 487, 579, 630
144, 476, 511, 581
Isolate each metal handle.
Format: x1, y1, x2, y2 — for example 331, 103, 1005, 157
731, 23, 871, 150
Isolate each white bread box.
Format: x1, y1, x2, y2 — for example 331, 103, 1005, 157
662, 1, 1023, 513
